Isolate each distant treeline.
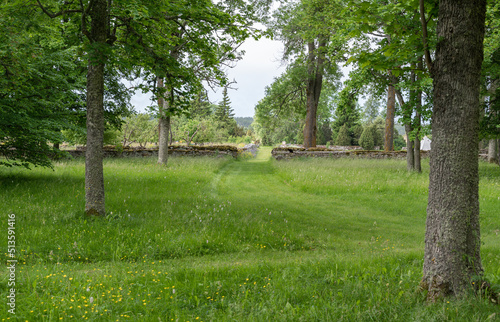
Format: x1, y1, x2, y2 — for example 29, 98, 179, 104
235, 117, 254, 129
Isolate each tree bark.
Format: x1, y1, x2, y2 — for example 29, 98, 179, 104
414, 92, 422, 173
487, 80, 499, 164
413, 110, 422, 172
404, 70, 416, 171
405, 124, 414, 170
85, 0, 108, 216
421, 0, 486, 299
488, 139, 499, 163
384, 84, 395, 152
158, 115, 170, 164
157, 77, 170, 165
303, 39, 326, 148
414, 59, 423, 173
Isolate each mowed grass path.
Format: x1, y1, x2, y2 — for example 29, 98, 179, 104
1, 148, 500, 321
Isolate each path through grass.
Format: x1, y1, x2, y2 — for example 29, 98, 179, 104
1, 149, 499, 321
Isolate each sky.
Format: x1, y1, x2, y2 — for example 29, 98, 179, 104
129, 36, 287, 118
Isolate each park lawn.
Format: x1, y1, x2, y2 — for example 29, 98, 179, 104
1, 147, 499, 321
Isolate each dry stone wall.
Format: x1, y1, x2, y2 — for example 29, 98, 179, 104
66, 145, 240, 159
272, 147, 430, 160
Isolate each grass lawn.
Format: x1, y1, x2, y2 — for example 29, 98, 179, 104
1, 147, 499, 321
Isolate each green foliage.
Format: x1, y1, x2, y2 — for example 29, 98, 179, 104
480, 1, 500, 139
394, 133, 406, 151
121, 114, 158, 147
371, 117, 385, 147
362, 94, 382, 123
317, 120, 334, 145
359, 125, 375, 150
62, 128, 121, 146
335, 124, 351, 146
213, 87, 240, 137
168, 92, 248, 145
0, 3, 82, 168
234, 117, 254, 129
253, 58, 339, 146
1, 149, 499, 320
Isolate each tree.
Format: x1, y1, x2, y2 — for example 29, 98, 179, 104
359, 125, 375, 150
362, 94, 381, 123
384, 84, 396, 151
120, 114, 158, 148
144, 1, 254, 165
254, 58, 339, 146
33, 0, 256, 213
0, 3, 83, 168
331, 80, 363, 146
335, 124, 351, 146
339, 0, 435, 166
420, 0, 487, 299
271, 0, 342, 148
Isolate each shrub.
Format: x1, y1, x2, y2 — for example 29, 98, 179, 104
359, 125, 375, 150
335, 124, 351, 146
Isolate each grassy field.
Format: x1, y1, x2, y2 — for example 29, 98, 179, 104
1, 147, 499, 321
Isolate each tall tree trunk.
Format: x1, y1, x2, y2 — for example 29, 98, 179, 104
384, 84, 395, 152
414, 89, 422, 172
157, 77, 170, 165
421, 0, 486, 299
414, 58, 423, 173
487, 80, 499, 164
404, 125, 414, 170
413, 110, 422, 172
405, 70, 416, 171
488, 139, 499, 163
158, 116, 170, 164
85, 0, 108, 216
303, 39, 326, 148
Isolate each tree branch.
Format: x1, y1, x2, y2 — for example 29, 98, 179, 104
394, 87, 406, 108
419, 0, 434, 75
367, 32, 388, 38
79, 0, 91, 41
36, 0, 81, 18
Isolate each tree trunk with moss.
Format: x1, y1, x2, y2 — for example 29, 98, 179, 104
421, 0, 486, 299
85, 0, 108, 216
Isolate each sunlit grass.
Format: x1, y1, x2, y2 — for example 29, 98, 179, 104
1, 150, 499, 321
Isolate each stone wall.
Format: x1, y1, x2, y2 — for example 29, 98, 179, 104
272, 147, 430, 160
66, 145, 240, 159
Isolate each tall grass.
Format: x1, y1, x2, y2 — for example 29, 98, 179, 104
1, 149, 499, 321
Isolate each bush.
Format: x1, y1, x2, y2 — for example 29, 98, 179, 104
351, 124, 364, 146
359, 125, 375, 150
335, 124, 351, 146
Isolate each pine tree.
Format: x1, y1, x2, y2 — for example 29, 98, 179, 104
214, 86, 238, 137
215, 86, 235, 122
